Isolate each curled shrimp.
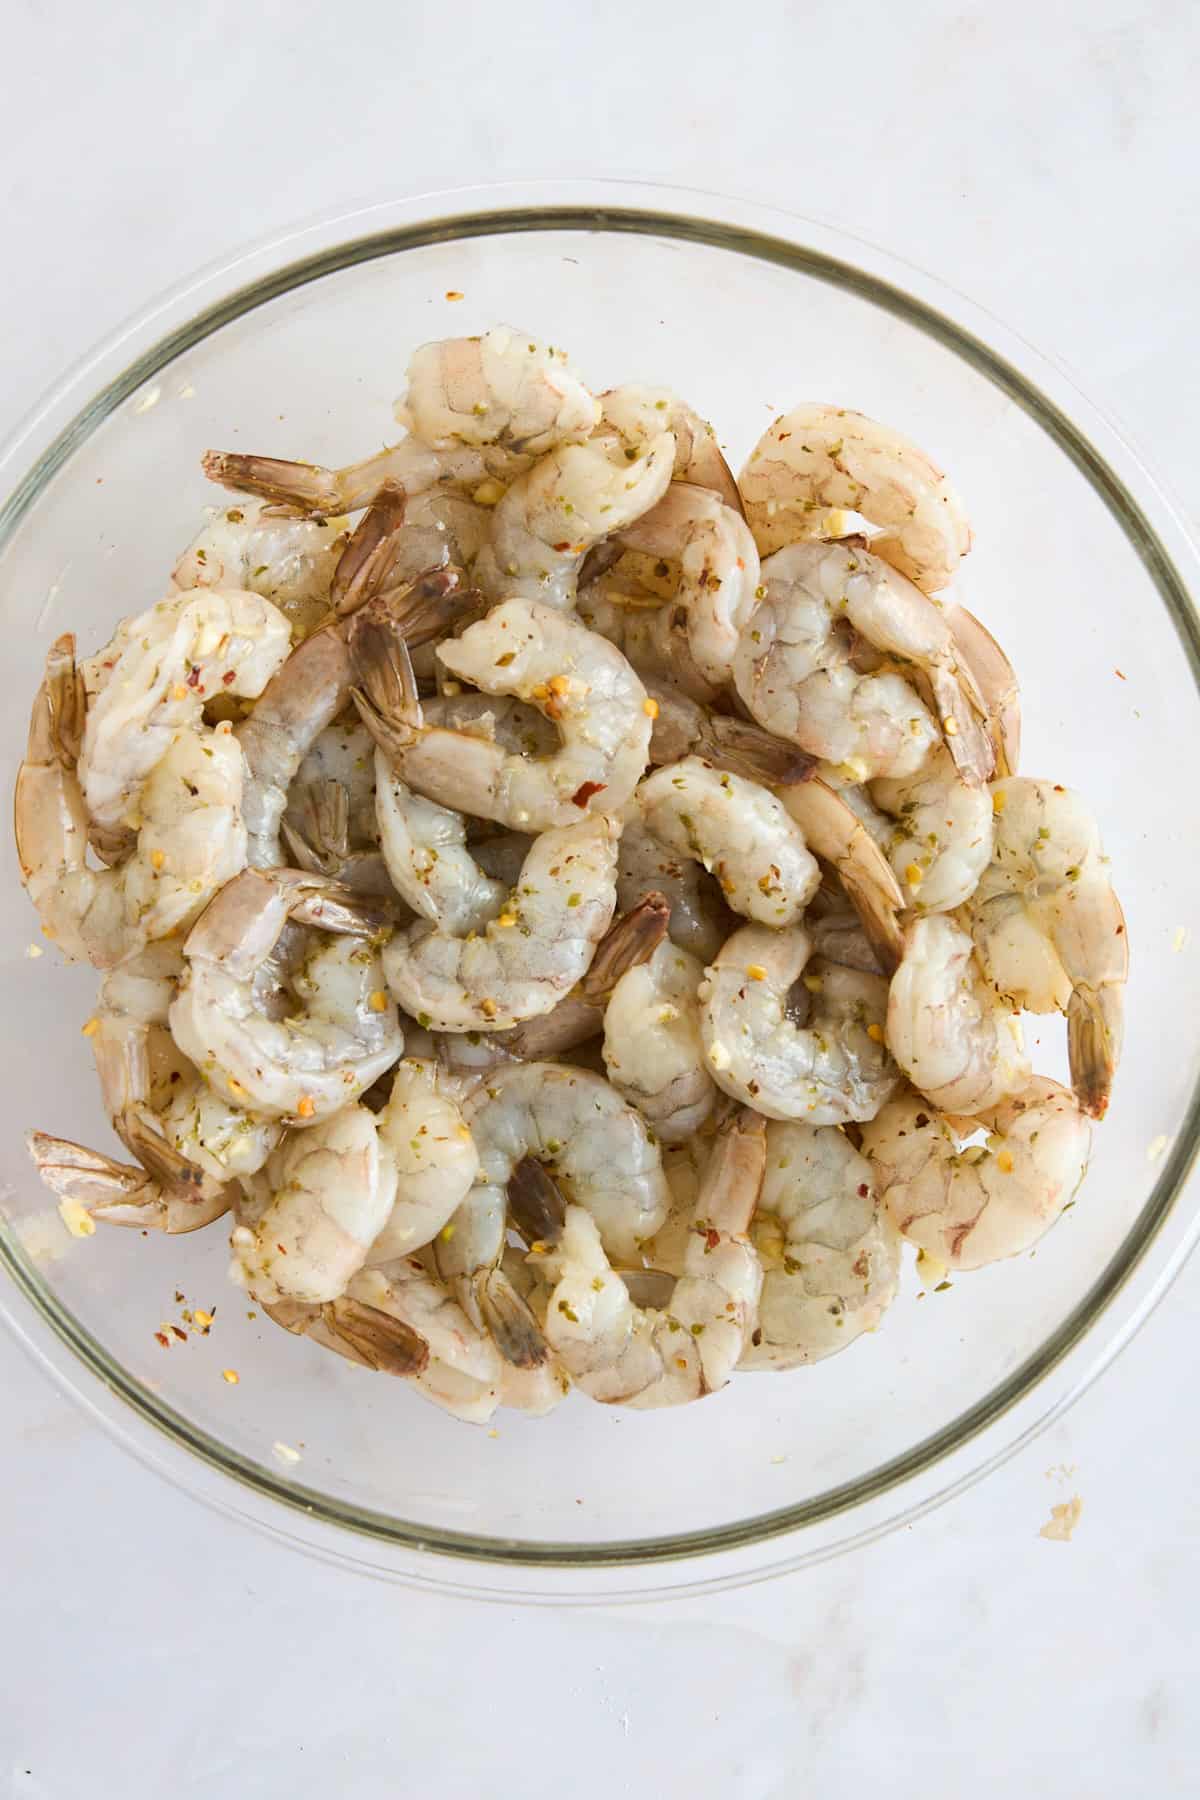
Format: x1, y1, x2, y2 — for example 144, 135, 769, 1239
397, 325, 600, 455
862, 1078, 1091, 1270
636, 757, 820, 928
700, 924, 898, 1124
374, 756, 507, 933
540, 1108, 764, 1407
602, 939, 716, 1142
616, 818, 734, 963
577, 571, 720, 708
15, 638, 247, 968
354, 595, 652, 831
474, 429, 676, 608
778, 773, 905, 973
871, 744, 995, 914
230, 1101, 396, 1304
968, 778, 1126, 1118
78, 588, 290, 833
739, 404, 971, 593
349, 1261, 508, 1424
886, 914, 1030, 1112
381, 815, 618, 1033
740, 1122, 901, 1370
169, 868, 404, 1122
599, 385, 741, 510
616, 481, 761, 684
173, 498, 347, 639
732, 539, 992, 784
366, 1058, 479, 1262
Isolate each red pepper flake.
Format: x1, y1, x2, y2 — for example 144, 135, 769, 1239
571, 780, 606, 808
154, 1331, 171, 1349
1114, 668, 1126, 680
185, 665, 202, 689
221, 669, 236, 685
704, 1227, 721, 1252
276, 1243, 288, 1255
170, 1324, 188, 1343
857, 1183, 869, 1198
552, 541, 572, 553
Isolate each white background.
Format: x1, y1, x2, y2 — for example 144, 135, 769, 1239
3, 1, 1200, 1793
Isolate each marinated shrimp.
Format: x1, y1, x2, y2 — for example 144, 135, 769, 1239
740, 404, 971, 592
700, 924, 898, 1124
354, 596, 653, 832
740, 1122, 901, 1369
862, 1078, 1091, 1269
173, 498, 346, 639
616, 818, 734, 962
968, 778, 1126, 1118
366, 1058, 479, 1261
602, 939, 716, 1142
886, 914, 1030, 1113
599, 385, 741, 510
636, 757, 820, 928
871, 744, 994, 914
616, 481, 761, 684
169, 868, 404, 1121
397, 325, 600, 456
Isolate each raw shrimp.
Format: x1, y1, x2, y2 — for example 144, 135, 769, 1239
862, 1078, 1091, 1269
265, 1293, 430, 1378
636, 757, 820, 928
366, 1058, 479, 1262
739, 404, 971, 593
354, 596, 652, 831
886, 914, 1029, 1112
474, 429, 675, 608
616, 818, 734, 962
381, 815, 617, 1032
871, 745, 994, 914
373, 758, 506, 933
602, 940, 716, 1142
778, 773, 905, 973
27, 1131, 232, 1235
397, 325, 599, 455
349, 1261, 506, 1423
599, 385, 741, 510
288, 718, 379, 847
642, 678, 814, 786
78, 587, 290, 831
541, 1108, 764, 1407
173, 498, 346, 639
616, 482, 761, 684
732, 540, 992, 784
968, 778, 1126, 1117
230, 1102, 395, 1304
577, 575, 720, 708
169, 868, 404, 1121
699, 924, 898, 1124
16, 638, 247, 967
202, 440, 501, 518
739, 1122, 901, 1370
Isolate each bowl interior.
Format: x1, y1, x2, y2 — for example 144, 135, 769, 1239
2, 206, 1198, 1568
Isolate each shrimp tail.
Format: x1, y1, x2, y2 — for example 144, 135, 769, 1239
329, 487, 408, 616
26, 1130, 229, 1234
507, 1156, 567, 1248
281, 779, 351, 875
348, 600, 425, 764
202, 450, 345, 515
697, 713, 817, 786
474, 1268, 548, 1368
578, 891, 671, 1003
926, 666, 995, 787
114, 1105, 222, 1203
1067, 983, 1124, 1120
322, 1297, 431, 1376
43, 634, 87, 765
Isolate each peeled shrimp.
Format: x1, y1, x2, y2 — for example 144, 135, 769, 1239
16, 638, 247, 968
381, 815, 617, 1033
173, 498, 346, 639
700, 924, 898, 1124
78, 588, 290, 832
616, 482, 761, 684
366, 1058, 479, 1262
230, 1102, 395, 1304
374, 756, 507, 932
871, 744, 994, 914
541, 1108, 764, 1407
602, 939, 716, 1142
886, 914, 1029, 1112
397, 325, 599, 456
636, 757, 820, 928
862, 1078, 1091, 1270
169, 868, 404, 1121
739, 404, 971, 593
739, 1122, 901, 1370
968, 778, 1126, 1118
599, 385, 741, 510
577, 574, 720, 708
474, 430, 675, 608
732, 539, 992, 784
355, 596, 652, 831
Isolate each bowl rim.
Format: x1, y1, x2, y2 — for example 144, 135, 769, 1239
3, 176, 1199, 1600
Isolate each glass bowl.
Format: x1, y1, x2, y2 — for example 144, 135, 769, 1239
2, 180, 1198, 1604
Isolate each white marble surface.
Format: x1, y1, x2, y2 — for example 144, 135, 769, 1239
3, 1, 1200, 1792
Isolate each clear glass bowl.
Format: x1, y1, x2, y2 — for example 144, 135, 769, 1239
2, 181, 1199, 1603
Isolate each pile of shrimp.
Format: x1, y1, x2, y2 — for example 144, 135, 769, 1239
17, 323, 1126, 1425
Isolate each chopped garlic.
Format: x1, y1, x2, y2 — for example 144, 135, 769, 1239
58, 1198, 95, 1239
